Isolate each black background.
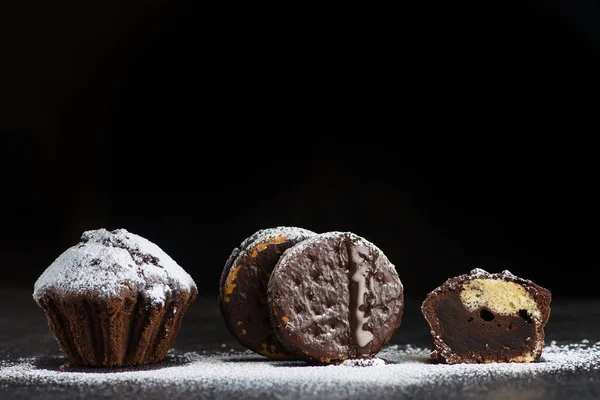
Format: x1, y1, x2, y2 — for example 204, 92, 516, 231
1, 3, 599, 300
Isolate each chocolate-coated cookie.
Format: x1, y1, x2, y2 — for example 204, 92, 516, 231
267, 231, 404, 365
421, 268, 552, 364
218, 226, 316, 359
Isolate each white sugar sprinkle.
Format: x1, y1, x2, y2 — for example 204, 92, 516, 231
279, 231, 395, 276
2, 341, 598, 397
241, 227, 316, 251
32, 228, 196, 306
337, 357, 387, 367
225, 226, 316, 276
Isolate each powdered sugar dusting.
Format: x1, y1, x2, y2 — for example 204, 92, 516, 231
228, 226, 316, 271
33, 228, 196, 305
272, 231, 347, 263
1, 341, 598, 398
337, 357, 387, 367
245, 227, 316, 248
469, 268, 490, 277
279, 231, 392, 271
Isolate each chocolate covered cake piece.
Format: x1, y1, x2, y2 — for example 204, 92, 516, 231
218, 226, 316, 360
267, 231, 404, 365
421, 268, 551, 364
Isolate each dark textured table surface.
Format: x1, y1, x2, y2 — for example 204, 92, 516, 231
1, 288, 600, 400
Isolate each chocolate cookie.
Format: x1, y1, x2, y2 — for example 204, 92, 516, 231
218, 226, 316, 360
421, 268, 552, 364
267, 231, 404, 365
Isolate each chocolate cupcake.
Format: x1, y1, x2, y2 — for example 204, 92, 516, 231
33, 228, 197, 367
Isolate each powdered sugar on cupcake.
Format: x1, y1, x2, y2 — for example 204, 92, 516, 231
33, 228, 196, 305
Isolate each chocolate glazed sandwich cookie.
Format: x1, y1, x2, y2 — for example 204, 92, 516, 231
267, 231, 404, 365
421, 268, 552, 364
218, 226, 316, 360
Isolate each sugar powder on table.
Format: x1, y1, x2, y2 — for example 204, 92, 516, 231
1, 341, 599, 399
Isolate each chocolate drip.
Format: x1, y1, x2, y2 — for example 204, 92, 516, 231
348, 241, 373, 356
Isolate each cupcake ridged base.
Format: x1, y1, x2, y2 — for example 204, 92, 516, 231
36, 289, 197, 367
